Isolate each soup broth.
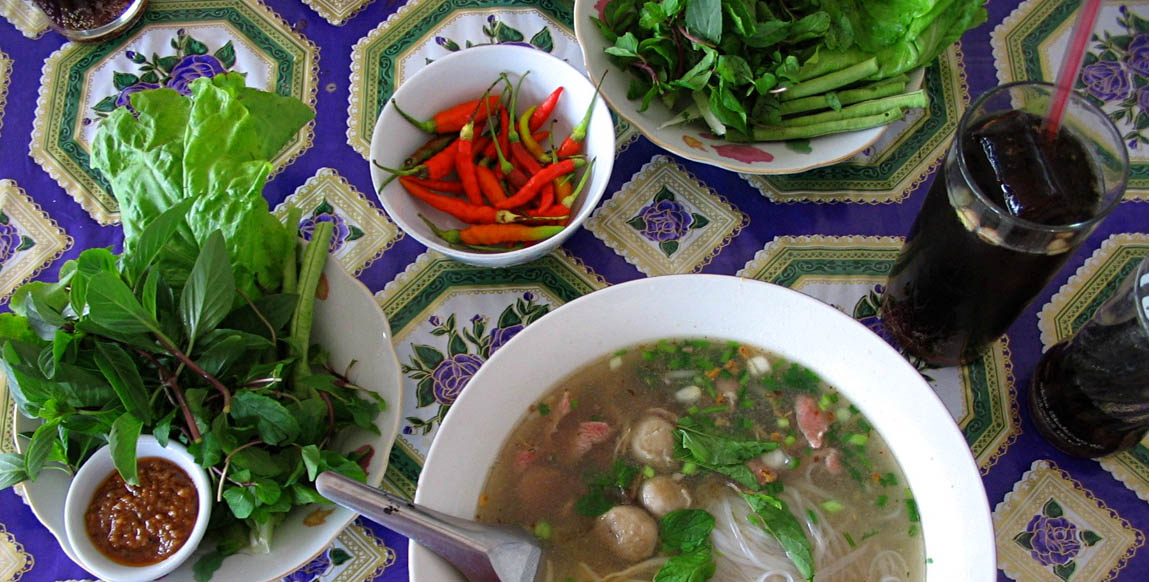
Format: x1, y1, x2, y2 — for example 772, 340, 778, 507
477, 339, 925, 582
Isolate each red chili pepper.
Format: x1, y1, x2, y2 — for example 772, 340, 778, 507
557, 72, 606, 158
373, 139, 459, 181
404, 134, 456, 168
456, 120, 483, 205
510, 142, 543, 175
400, 177, 516, 224
496, 158, 584, 210
529, 86, 563, 132
475, 165, 508, 205
506, 168, 529, 189
426, 220, 565, 246
403, 177, 464, 194
392, 95, 500, 134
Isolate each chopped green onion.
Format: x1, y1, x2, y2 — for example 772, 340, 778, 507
818, 394, 833, 411
776, 418, 790, 428
570, 398, 579, 409
788, 456, 801, 470
538, 403, 551, 416
908, 524, 919, 537
682, 462, 698, 475
534, 521, 552, 540
844, 532, 856, 548
878, 472, 898, 487
642, 351, 655, 361
861, 529, 880, 541
614, 349, 628, 356
783, 435, 797, 446
688, 406, 700, 415
906, 495, 920, 523
806, 509, 819, 524
700, 405, 727, 415
642, 465, 655, 479
876, 495, 889, 507
821, 500, 845, 514
846, 433, 869, 446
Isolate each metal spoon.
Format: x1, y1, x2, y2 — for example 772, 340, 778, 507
315, 471, 543, 582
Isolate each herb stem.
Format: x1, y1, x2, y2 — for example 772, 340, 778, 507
154, 333, 232, 414
217, 440, 263, 502
135, 348, 202, 442
237, 287, 277, 346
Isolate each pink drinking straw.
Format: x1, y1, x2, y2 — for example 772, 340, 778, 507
1045, 0, 1106, 140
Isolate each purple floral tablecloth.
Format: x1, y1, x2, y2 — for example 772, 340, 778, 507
0, 0, 1146, 580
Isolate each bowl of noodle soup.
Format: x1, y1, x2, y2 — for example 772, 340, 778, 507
412, 275, 995, 582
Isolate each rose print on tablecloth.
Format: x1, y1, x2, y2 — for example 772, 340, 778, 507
1013, 498, 1102, 581
91, 31, 237, 118
627, 186, 710, 258
1078, 6, 1149, 149
0, 212, 35, 272
401, 294, 550, 434
297, 199, 363, 252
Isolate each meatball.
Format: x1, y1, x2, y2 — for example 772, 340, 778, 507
630, 415, 677, 472
640, 476, 691, 518
594, 506, 658, 562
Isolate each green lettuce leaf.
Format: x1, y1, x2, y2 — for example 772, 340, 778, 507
90, 73, 314, 297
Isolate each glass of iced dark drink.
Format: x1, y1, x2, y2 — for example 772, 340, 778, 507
32, 0, 147, 42
881, 82, 1129, 367
1030, 257, 1149, 458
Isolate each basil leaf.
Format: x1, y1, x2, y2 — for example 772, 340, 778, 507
685, 0, 722, 44
742, 492, 814, 582
86, 271, 166, 338
154, 409, 177, 447
660, 509, 715, 553
0, 453, 29, 490
93, 342, 152, 424
24, 419, 60, 479
221, 293, 298, 338
109, 412, 144, 486
231, 391, 300, 446
180, 230, 236, 343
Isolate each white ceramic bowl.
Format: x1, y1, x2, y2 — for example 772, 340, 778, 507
411, 275, 996, 581
15, 259, 403, 582
573, 0, 924, 174
369, 44, 615, 267
64, 436, 211, 582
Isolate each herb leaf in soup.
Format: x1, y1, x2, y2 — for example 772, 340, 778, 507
675, 425, 778, 465
742, 491, 815, 582
655, 509, 717, 582
659, 509, 715, 554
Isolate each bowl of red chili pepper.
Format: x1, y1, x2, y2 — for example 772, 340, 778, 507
369, 44, 615, 267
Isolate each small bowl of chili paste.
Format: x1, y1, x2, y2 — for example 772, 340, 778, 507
63, 435, 211, 582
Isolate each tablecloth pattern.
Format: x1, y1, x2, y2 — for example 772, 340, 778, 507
0, 0, 1146, 580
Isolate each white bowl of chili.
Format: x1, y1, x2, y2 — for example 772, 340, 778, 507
63, 435, 212, 582
369, 44, 615, 267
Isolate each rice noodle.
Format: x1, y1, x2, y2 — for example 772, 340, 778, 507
704, 483, 911, 582
600, 557, 668, 581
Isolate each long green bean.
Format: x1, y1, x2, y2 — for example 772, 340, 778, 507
281, 206, 301, 295
733, 109, 907, 141
778, 76, 910, 116
781, 58, 879, 101
780, 91, 928, 127
289, 220, 333, 395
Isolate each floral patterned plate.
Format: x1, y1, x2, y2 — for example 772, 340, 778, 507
573, 0, 925, 175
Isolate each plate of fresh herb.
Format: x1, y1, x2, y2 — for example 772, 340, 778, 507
0, 74, 402, 581
575, 0, 987, 173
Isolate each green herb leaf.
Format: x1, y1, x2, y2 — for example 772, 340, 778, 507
24, 419, 60, 479
231, 391, 301, 446
180, 230, 236, 343
654, 545, 716, 582
223, 486, 256, 519
109, 412, 144, 486
86, 271, 166, 338
0, 454, 29, 490
123, 198, 194, 284
675, 425, 777, 465
660, 509, 715, 553
685, 0, 722, 44
93, 342, 153, 424
301, 444, 322, 481
742, 492, 814, 581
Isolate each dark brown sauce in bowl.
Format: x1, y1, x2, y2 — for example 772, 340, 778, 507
84, 457, 199, 566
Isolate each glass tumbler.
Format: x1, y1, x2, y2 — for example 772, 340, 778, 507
881, 82, 1129, 367
32, 0, 147, 42
1030, 257, 1149, 458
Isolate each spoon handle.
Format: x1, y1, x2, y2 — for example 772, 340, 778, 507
315, 472, 541, 582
